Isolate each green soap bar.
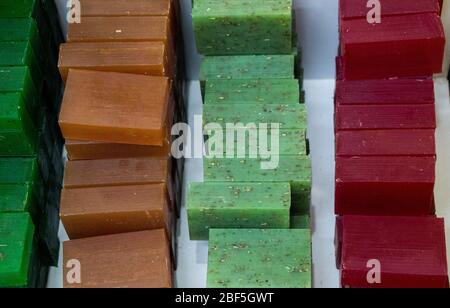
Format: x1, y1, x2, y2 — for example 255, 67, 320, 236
193, 0, 292, 55
205, 129, 307, 156
0, 212, 35, 288
187, 182, 290, 240
0, 92, 38, 156
207, 229, 311, 288
204, 104, 307, 130
204, 156, 311, 212
0, 184, 39, 224
200, 54, 296, 81
204, 79, 300, 105
291, 215, 310, 229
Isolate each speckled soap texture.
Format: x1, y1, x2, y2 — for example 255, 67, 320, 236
200, 54, 296, 81
204, 156, 311, 214
193, 0, 293, 55
204, 79, 301, 104
187, 182, 291, 240
207, 229, 311, 288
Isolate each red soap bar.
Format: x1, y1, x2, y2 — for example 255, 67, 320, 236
339, 215, 449, 288
335, 156, 436, 216
336, 129, 436, 156
335, 105, 436, 130
335, 79, 435, 105
339, 0, 440, 20
341, 13, 445, 79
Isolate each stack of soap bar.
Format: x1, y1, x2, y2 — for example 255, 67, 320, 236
192, 0, 293, 55
335, 78, 437, 216
61, 184, 173, 240
63, 230, 173, 288
339, 10, 445, 79
207, 229, 311, 288
59, 70, 173, 146
337, 216, 449, 288
187, 182, 291, 240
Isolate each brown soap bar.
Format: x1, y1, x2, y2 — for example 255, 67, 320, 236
63, 157, 175, 209
59, 70, 172, 146
66, 139, 171, 160
61, 184, 173, 240
58, 41, 174, 81
80, 0, 173, 17
63, 230, 172, 288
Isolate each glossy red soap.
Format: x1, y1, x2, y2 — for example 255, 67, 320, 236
340, 13, 445, 79
335, 156, 436, 216
338, 215, 449, 288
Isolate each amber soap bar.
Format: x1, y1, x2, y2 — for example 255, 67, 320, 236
58, 42, 173, 81
79, 0, 173, 17
59, 70, 171, 146
63, 230, 172, 288
61, 184, 172, 240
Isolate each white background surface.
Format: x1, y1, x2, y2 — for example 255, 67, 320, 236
48, 0, 450, 288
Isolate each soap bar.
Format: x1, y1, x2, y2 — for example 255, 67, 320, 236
339, 0, 441, 20
0, 18, 43, 59
341, 13, 445, 79
204, 104, 307, 130
336, 129, 436, 156
212, 129, 308, 157
79, 0, 173, 17
61, 184, 172, 240
58, 41, 173, 81
0, 184, 39, 223
204, 79, 300, 105
65, 139, 171, 161
200, 55, 296, 81
339, 215, 449, 288
0, 92, 38, 156
204, 156, 311, 214
0, 213, 35, 288
187, 182, 290, 240
59, 70, 172, 146
63, 230, 172, 288
335, 79, 435, 105
291, 215, 310, 229
207, 229, 311, 288
335, 105, 436, 130
193, 0, 292, 55
335, 156, 435, 216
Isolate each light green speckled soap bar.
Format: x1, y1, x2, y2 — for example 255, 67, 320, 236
187, 182, 290, 240
193, 0, 293, 55
204, 79, 301, 105
200, 54, 296, 81
207, 229, 311, 288
204, 156, 311, 214
203, 104, 307, 130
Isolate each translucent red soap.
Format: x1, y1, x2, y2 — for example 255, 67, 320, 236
337, 215, 449, 288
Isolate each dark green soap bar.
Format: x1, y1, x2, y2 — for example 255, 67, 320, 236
204, 155, 311, 213
291, 215, 310, 229
200, 54, 296, 81
0, 212, 35, 288
204, 103, 307, 130
187, 182, 290, 240
0, 42, 43, 91
193, 0, 293, 55
0, 92, 38, 156
204, 79, 301, 105
207, 229, 312, 288
0, 184, 39, 224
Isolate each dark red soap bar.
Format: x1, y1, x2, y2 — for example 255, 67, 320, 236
339, 215, 449, 288
335, 156, 436, 216
335, 104, 436, 130
340, 13, 445, 79
336, 129, 436, 156
339, 0, 441, 20
335, 79, 435, 105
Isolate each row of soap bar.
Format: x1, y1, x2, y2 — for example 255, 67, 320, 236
0, 0, 64, 288
59, 0, 185, 288
190, 0, 312, 288
335, 0, 449, 288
